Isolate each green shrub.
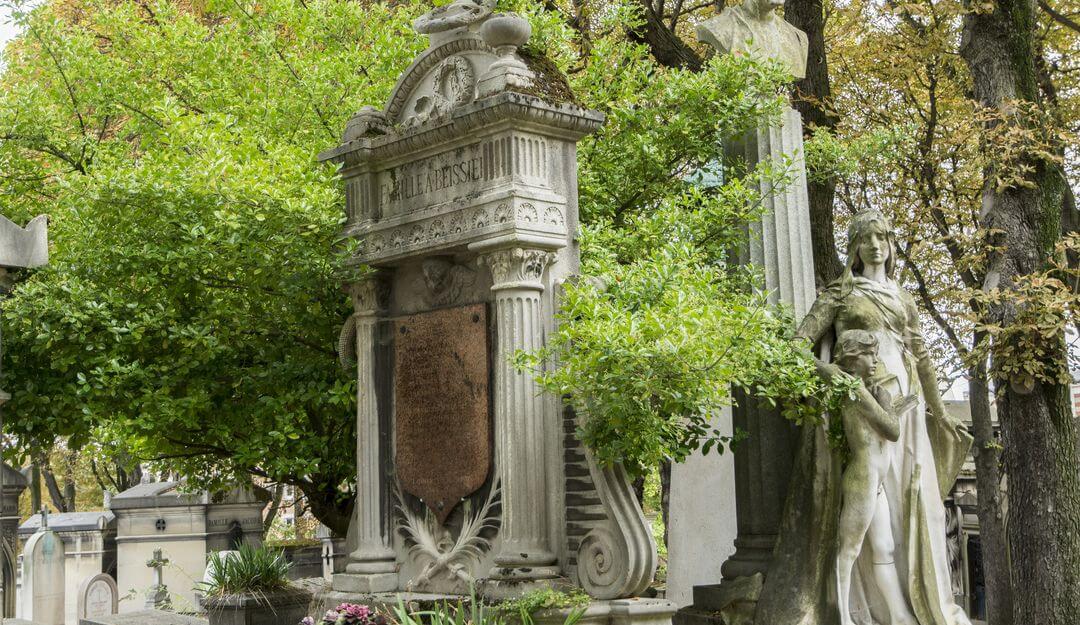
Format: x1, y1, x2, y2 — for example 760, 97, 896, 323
198, 544, 292, 596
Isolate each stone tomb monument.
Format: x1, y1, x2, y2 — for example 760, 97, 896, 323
78, 573, 119, 621
18, 514, 66, 625
320, 5, 673, 620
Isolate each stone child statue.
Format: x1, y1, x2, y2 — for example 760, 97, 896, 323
695, 0, 809, 79
832, 330, 917, 625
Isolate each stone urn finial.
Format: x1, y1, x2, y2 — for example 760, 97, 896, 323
477, 13, 535, 97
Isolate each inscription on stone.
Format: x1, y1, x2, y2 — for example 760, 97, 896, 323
78, 573, 118, 619
394, 304, 490, 524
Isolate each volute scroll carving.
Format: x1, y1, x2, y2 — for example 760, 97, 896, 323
575, 460, 658, 599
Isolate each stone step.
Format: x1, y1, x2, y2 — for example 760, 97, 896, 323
566, 522, 593, 537
564, 462, 590, 478
565, 492, 602, 507
564, 448, 587, 463
565, 477, 595, 493
566, 505, 608, 522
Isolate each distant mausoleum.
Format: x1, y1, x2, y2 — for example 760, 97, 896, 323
107, 482, 268, 613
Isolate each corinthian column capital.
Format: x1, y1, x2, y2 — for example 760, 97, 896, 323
345, 276, 387, 315
481, 247, 556, 291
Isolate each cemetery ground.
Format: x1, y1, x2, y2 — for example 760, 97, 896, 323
1, 0, 1079, 624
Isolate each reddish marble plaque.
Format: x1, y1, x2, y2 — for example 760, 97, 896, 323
394, 303, 490, 524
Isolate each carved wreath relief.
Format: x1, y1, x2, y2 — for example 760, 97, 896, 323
409, 56, 476, 127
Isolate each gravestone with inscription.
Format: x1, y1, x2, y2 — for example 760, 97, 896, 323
320, 5, 674, 622
78, 573, 119, 620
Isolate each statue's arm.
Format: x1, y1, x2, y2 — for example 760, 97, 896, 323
850, 385, 900, 442
795, 288, 840, 378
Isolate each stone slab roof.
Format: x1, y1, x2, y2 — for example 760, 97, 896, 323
109, 481, 208, 510
18, 510, 115, 535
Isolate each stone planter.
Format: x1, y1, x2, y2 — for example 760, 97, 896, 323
202, 588, 312, 625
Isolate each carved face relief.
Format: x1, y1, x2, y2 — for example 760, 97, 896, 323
422, 257, 477, 308
855, 223, 889, 269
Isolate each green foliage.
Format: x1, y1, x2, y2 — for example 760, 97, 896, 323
198, 544, 292, 596
496, 588, 590, 618
0, 0, 426, 528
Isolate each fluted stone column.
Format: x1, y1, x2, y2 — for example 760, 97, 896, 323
720, 105, 817, 581
482, 247, 559, 580
336, 278, 397, 593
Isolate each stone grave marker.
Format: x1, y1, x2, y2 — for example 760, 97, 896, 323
78, 573, 119, 620
19, 510, 65, 625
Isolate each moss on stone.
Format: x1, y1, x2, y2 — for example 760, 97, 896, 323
516, 46, 580, 106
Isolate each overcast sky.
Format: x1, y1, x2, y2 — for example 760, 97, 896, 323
1, 5, 24, 67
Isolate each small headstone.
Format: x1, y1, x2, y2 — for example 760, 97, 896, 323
78, 573, 119, 620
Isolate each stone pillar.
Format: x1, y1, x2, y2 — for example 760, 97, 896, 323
720, 105, 816, 581
482, 247, 559, 580
337, 278, 397, 593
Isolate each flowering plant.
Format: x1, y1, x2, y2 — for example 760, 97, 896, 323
299, 603, 386, 625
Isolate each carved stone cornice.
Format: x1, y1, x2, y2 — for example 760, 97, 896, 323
319, 93, 605, 167
481, 247, 555, 291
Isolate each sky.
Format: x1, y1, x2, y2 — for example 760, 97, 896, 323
1, 5, 24, 66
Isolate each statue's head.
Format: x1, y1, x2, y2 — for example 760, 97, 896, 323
834, 329, 879, 379
845, 209, 896, 278
747, 0, 785, 16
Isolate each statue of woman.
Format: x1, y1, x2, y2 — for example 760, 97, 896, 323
755, 209, 973, 625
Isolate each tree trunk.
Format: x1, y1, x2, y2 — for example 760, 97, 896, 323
627, 0, 703, 70
784, 0, 843, 288
29, 463, 40, 514
968, 357, 1013, 625
263, 483, 286, 533
300, 481, 353, 537
961, 1, 1080, 620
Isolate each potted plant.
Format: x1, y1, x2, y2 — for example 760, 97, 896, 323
199, 544, 312, 625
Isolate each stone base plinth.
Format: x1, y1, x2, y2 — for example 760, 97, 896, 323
672, 575, 762, 625
331, 572, 398, 594
311, 582, 676, 625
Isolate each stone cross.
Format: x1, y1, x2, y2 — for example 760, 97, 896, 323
144, 549, 171, 609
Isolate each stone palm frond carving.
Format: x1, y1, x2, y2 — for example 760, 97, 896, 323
394, 478, 500, 587
337, 313, 358, 369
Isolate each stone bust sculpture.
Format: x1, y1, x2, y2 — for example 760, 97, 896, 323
695, 0, 809, 79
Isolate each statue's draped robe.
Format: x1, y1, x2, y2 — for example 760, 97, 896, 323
755, 276, 973, 625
